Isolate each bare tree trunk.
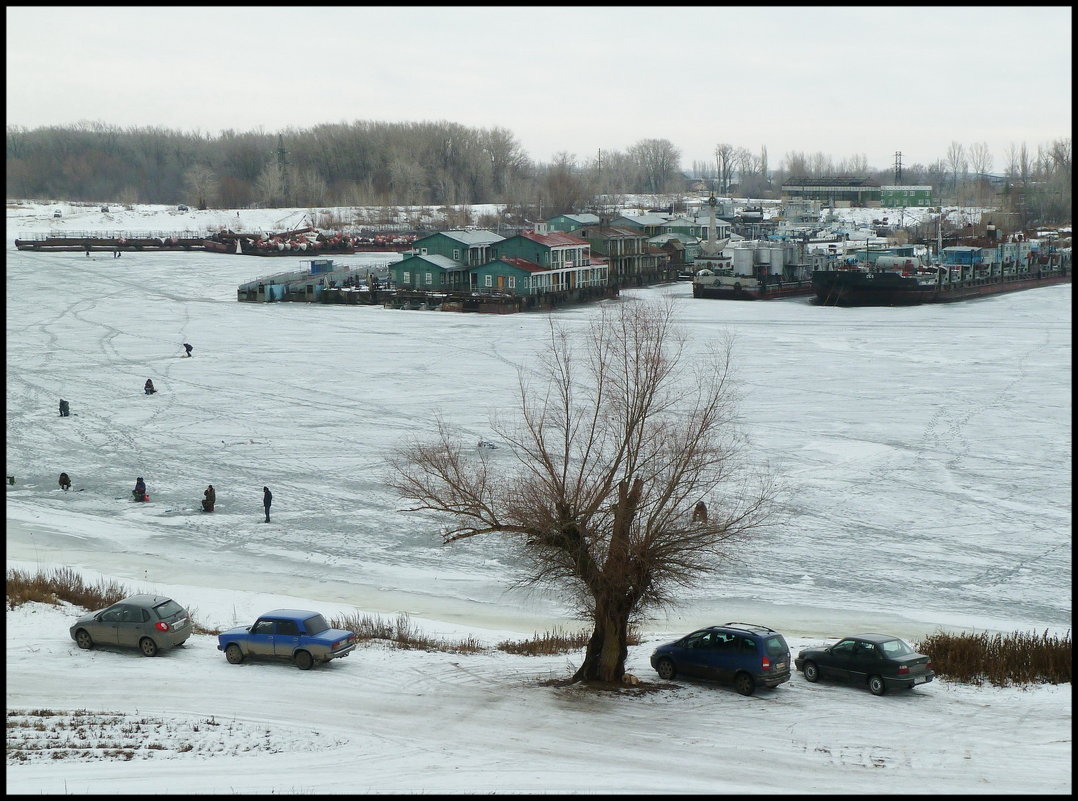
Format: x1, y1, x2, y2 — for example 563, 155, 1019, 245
572, 478, 642, 683
574, 604, 631, 683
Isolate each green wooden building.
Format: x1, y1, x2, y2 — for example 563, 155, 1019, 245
492, 230, 592, 272
390, 253, 469, 289
544, 213, 601, 233
409, 229, 504, 266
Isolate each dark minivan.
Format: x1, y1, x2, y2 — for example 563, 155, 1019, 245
650, 622, 791, 695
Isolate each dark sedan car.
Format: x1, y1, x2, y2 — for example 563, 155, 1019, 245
795, 633, 934, 696
69, 594, 191, 657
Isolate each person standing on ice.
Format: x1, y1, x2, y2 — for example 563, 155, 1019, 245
201, 484, 215, 512
263, 486, 272, 523
59, 399, 70, 417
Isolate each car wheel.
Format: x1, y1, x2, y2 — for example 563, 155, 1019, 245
139, 637, 159, 657
735, 672, 756, 696
225, 644, 244, 664
294, 650, 314, 670
803, 661, 820, 683
655, 657, 677, 681
75, 629, 93, 650
868, 675, 887, 696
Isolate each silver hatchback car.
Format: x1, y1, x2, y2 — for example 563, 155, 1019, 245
69, 594, 192, 657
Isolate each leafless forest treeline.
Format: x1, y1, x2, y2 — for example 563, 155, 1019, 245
5, 121, 1071, 223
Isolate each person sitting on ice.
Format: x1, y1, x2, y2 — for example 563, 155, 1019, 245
144, 379, 156, 395
133, 477, 147, 502
59, 472, 71, 491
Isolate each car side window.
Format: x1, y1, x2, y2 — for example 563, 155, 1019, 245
120, 606, 140, 623
685, 631, 708, 649
252, 620, 276, 635
737, 636, 757, 654
833, 640, 856, 655
101, 606, 125, 623
277, 620, 299, 636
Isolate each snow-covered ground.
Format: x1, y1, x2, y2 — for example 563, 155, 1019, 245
6, 202, 1072, 793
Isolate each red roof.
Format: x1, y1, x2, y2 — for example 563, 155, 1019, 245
519, 230, 589, 248
496, 255, 546, 273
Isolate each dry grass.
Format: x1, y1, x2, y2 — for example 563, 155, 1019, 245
6, 566, 126, 612
6, 567, 217, 635
915, 629, 1072, 686
329, 610, 484, 654
497, 627, 641, 656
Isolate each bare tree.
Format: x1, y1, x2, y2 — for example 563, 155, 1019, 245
967, 142, 993, 204
387, 300, 779, 684
714, 143, 735, 194
629, 138, 682, 194
946, 141, 966, 202
540, 152, 587, 216
183, 164, 218, 209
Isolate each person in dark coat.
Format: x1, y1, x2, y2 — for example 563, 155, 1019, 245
59, 399, 70, 417
201, 484, 215, 512
263, 486, 272, 523
133, 477, 147, 502
183, 343, 193, 357
692, 500, 708, 523
144, 379, 156, 395
59, 472, 71, 491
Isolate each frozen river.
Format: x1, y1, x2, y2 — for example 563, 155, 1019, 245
6, 214, 1072, 639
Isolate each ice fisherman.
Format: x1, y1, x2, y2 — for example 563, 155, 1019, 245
183, 343, 193, 357
692, 500, 708, 523
58, 472, 71, 491
144, 379, 156, 395
263, 486, 272, 523
133, 477, 147, 502
201, 484, 215, 512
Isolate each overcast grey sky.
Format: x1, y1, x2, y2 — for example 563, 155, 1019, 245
5, 6, 1071, 172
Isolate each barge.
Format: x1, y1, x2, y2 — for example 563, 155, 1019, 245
812, 239, 1070, 306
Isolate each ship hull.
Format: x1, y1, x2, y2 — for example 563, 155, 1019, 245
812, 269, 1070, 306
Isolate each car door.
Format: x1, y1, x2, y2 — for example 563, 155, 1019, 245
273, 619, 301, 659
676, 631, 716, 678
721, 634, 758, 684
848, 640, 882, 682
115, 605, 149, 648
96, 605, 126, 645
247, 619, 277, 657
824, 639, 857, 681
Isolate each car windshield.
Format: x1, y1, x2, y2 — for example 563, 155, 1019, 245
880, 638, 914, 657
303, 614, 329, 635
153, 599, 184, 619
765, 636, 788, 656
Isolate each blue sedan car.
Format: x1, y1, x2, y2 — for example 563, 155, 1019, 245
217, 609, 357, 670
